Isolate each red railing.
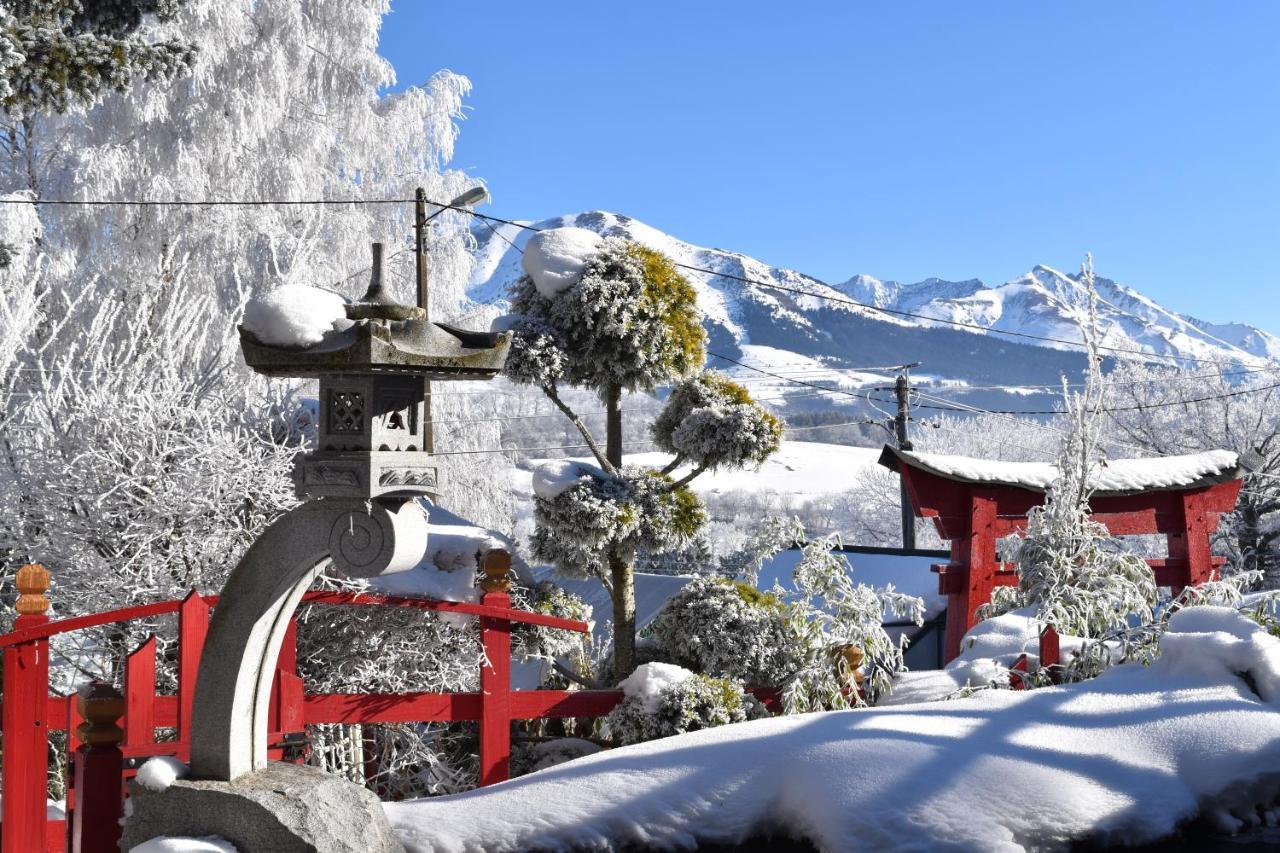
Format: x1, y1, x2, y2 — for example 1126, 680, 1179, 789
0, 563, 627, 853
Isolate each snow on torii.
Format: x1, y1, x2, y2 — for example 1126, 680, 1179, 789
879, 446, 1245, 662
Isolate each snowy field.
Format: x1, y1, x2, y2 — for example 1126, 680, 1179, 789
513, 441, 884, 506
385, 607, 1280, 853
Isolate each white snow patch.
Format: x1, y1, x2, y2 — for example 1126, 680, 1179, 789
617, 662, 695, 713
531, 459, 607, 500
128, 838, 237, 853
386, 608, 1280, 852
514, 443, 883, 510
896, 448, 1239, 494
242, 284, 350, 348
521, 227, 602, 298
134, 757, 189, 793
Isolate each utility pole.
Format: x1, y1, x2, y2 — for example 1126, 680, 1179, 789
894, 363, 921, 550
414, 187, 434, 453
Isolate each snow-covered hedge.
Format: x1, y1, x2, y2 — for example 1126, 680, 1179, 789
604, 663, 766, 746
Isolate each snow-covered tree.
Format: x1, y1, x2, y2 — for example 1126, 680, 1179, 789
0, 0, 510, 793
981, 258, 1158, 638
506, 228, 783, 680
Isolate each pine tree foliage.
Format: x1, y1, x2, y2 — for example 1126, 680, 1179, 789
506, 238, 704, 395
531, 467, 705, 580
1, 0, 195, 117
652, 371, 783, 472
980, 258, 1158, 638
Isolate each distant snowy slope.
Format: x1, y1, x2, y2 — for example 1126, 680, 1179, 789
469, 211, 1277, 411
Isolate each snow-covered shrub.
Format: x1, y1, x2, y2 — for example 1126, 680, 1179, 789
647, 578, 805, 686
506, 237, 704, 393
510, 738, 602, 778
651, 371, 782, 472
511, 581, 593, 662
604, 663, 766, 746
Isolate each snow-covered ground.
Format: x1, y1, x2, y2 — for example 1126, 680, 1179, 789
513, 441, 884, 507
386, 607, 1280, 853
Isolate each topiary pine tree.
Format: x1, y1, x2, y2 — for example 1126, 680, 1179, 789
506, 230, 783, 681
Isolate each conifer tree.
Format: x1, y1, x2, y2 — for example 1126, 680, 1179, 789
506, 230, 783, 680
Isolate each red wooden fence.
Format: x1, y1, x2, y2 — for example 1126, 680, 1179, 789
0, 560, 627, 853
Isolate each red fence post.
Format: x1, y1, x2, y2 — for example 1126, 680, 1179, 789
478, 550, 513, 787
3, 563, 53, 853
1039, 625, 1061, 682
70, 682, 124, 853
124, 636, 157, 750
177, 590, 209, 751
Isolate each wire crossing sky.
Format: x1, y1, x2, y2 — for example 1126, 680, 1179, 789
380, 1, 1280, 333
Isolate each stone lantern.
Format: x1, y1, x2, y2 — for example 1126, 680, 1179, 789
240, 241, 509, 501
126, 243, 511, 851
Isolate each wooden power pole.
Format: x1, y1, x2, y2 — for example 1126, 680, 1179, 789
894, 363, 921, 550
414, 187, 434, 453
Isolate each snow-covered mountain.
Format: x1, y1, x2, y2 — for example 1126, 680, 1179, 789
469, 211, 1278, 412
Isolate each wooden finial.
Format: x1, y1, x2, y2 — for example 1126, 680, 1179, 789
480, 548, 512, 593
15, 562, 50, 616
832, 643, 865, 685
76, 681, 125, 746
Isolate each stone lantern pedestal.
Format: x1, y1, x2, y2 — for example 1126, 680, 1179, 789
122, 244, 510, 852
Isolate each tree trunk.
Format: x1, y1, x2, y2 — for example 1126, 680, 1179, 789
605, 382, 623, 469
604, 383, 635, 681
609, 550, 636, 682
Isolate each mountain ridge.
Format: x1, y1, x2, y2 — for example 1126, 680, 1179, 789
468, 211, 1278, 412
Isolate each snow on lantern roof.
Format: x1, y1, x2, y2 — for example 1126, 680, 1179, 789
879, 445, 1242, 495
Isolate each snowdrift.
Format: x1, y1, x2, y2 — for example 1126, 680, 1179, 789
385, 607, 1280, 853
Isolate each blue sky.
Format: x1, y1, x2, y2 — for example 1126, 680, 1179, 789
380, 2, 1280, 330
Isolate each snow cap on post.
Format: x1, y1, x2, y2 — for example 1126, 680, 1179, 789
522, 227, 603, 299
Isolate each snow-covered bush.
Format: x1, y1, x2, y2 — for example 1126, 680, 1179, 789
604, 663, 766, 746
506, 236, 704, 393
647, 578, 805, 686
780, 534, 923, 710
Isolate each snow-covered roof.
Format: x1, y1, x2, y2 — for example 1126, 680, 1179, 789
880, 446, 1241, 496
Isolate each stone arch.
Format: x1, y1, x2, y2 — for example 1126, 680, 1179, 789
189, 498, 429, 780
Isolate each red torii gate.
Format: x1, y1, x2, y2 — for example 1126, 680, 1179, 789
879, 446, 1244, 663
